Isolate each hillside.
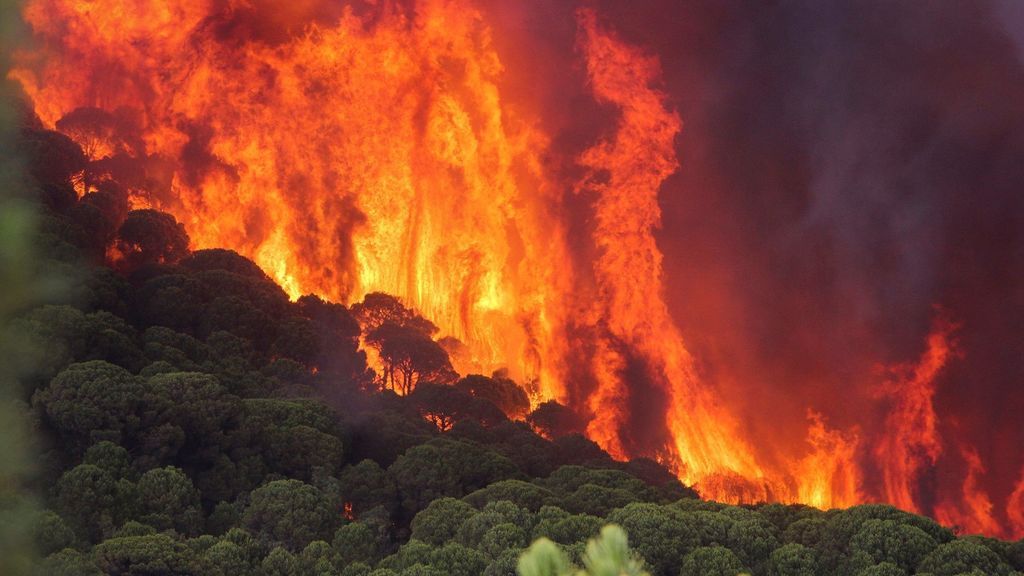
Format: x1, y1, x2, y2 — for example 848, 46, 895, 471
2, 115, 1023, 576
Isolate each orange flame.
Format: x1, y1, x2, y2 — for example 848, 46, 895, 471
575, 7, 765, 494
934, 447, 999, 536
794, 411, 862, 509
12, 0, 572, 398
874, 316, 957, 513
1008, 469, 1024, 537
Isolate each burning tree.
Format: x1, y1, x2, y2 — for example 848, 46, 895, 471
365, 321, 455, 395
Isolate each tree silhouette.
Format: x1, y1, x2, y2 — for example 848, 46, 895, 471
114, 209, 191, 270
366, 322, 455, 394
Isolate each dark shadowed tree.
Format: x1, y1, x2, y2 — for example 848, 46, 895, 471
388, 439, 521, 513
338, 459, 400, 517
916, 539, 1014, 576
367, 322, 456, 394
463, 480, 555, 512
455, 374, 530, 420
333, 522, 379, 566
605, 502, 699, 576
410, 497, 477, 545
409, 382, 507, 431
768, 543, 817, 576
527, 401, 585, 439
54, 464, 137, 542
92, 534, 196, 576
679, 545, 746, 576
136, 467, 203, 535
243, 479, 339, 552
31, 511, 77, 557
33, 361, 145, 453
351, 292, 435, 336
71, 180, 130, 259
114, 209, 190, 270
21, 128, 87, 184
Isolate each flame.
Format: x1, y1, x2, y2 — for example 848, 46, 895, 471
575, 7, 765, 495
11, 0, 1023, 539
874, 316, 957, 513
1008, 469, 1024, 537
793, 411, 862, 509
13, 0, 572, 397
934, 447, 999, 536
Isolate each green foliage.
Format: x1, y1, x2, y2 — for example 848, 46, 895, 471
486, 549, 522, 576
339, 460, 400, 516
526, 402, 585, 439
82, 441, 133, 480
31, 511, 77, 557
428, 542, 489, 576
297, 540, 337, 576
409, 382, 507, 431
856, 562, 906, 576
261, 547, 298, 576
456, 503, 534, 551
605, 503, 697, 576
389, 438, 520, 513
727, 517, 780, 574
244, 479, 340, 552
113, 522, 157, 538
202, 540, 251, 576
678, 545, 745, 576
92, 534, 196, 575
518, 525, 649, 576
518, 538, 572, 576
916, 539, 1014, 576
378, 540, 435, 572
54, 464, 135, 541
14, 305, 142, 384
849, 518, 937, 572
767, 543, 816, 576
410, 497, 477, 545
815, 504, 953, 573
334, 522, 380, 566
34, 361, 144, 452
31, 549, 101, 576
263, 423, 345, 482
480, 523, 530, 559
533, 512, 603, 546
135, 466, 202, 534
679, 510, 733, 547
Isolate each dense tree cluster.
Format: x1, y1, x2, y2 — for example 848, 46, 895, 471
7, 113, 1024, 576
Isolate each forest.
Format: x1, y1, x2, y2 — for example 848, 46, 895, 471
0, 100, 1022, 576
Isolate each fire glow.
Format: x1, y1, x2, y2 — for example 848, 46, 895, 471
11, 0, 1023, 538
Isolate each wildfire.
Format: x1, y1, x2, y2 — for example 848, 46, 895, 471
11, 0, 1022, 539
575, 7, 765, 495
874, 316, 957, 514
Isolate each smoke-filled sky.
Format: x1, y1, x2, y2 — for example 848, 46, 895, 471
482, 0, 1023, 520
657, 0, 1024, 508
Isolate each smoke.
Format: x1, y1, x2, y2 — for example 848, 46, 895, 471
619, 0, 1024, 524
484, 0, 1024, 528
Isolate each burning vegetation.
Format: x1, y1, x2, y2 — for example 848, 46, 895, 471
6, 0, 1024, 544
